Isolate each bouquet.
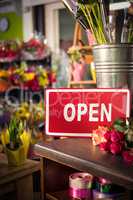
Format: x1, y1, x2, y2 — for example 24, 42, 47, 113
0, 40, 20, 62
21, 37, 50, 60
9, 62, 50, 91
92, 118, 133, 164
14, 102, 45, 144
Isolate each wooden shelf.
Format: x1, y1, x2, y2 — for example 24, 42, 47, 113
69, 80, 96, 85
46, 190, 69, 200
69, 80, 96, 88
46, 190, 127, 200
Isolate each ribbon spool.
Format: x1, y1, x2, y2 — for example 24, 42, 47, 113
93, 189, 114, 199
93, 177, 124, 199
93, 189, 122, 200
96, 177, 112, 194
69, 172, 93, 200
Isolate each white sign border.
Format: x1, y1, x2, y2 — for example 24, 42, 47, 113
46, 89, 130, 137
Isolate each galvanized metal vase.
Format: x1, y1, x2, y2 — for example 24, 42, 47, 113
92, 44, 133, 91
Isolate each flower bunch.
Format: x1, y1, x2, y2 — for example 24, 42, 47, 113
9, 63, 50, 91
0, 37, 51, 61
0, 40, 20, 62
99, 129, 125, 155
14, 102, 44, 122
21, 37, 50, 60
92, 118, 133, 164
0, 63, 55, 91
14, 102, 45, 143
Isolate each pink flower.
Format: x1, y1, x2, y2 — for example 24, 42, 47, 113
110, 130, 124, 143
122, 151, 133, 163
99, 142, 110, 152
110, 143, 123, 155
99, 177, 111, 185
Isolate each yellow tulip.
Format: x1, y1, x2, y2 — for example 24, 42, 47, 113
1, 129, 9, 147
23, 73, 35, 81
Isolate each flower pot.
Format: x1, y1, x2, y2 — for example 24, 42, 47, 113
92, 44, 133, 90
5, 145, 26, 166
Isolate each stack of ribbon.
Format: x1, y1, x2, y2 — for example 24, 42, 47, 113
69, 173, 125, 200
69, 172, 93, 200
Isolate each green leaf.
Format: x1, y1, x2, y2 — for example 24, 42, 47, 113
8, 117, 24, 149
113, 124, 126, 132
113, 118, 126, 126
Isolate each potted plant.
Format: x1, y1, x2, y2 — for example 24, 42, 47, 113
2, 117, 31, 166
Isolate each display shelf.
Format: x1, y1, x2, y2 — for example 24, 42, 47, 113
21, 56, 51, 65
35, 138, 133, 200
0, 55, 51, 67
0, 57, 51, 63
0, 58, 18, 63
69, 80, 96, 88
69, 80, 96, 85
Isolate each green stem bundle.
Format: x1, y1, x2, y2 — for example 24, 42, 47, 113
78, 1, 109, 44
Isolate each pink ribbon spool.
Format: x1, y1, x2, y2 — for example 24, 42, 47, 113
69, 188, 91, 199
69, 172, 93, 199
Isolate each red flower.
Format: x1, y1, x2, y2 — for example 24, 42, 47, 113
28, 38, 42, 47
104, 131, 111, 141
23, 76, 40, 91
110, 143, 123, 155
122, 151, 133, 163
110, 130, 124, 143
99, 142, 110, 152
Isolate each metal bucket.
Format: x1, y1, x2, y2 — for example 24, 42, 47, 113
92, 44, 133, 90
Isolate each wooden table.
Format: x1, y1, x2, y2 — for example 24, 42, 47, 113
0, 154, 40, 200
35, 138, 133, 200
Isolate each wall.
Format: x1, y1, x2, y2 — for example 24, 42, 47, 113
0, 0, 23, 41
22, 0, 60, 41
23, 0, 60, 7
0, 12, 23, 40
59, 9, 75, 41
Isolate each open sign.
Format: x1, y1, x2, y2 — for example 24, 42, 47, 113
46, 89, 130, 137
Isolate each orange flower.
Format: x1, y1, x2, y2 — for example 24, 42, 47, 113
92, 126, 108, 146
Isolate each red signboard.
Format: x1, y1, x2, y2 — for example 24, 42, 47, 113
45, 89, 130, 137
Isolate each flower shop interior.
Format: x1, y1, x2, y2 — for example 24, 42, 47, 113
0, 0, 133, 200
